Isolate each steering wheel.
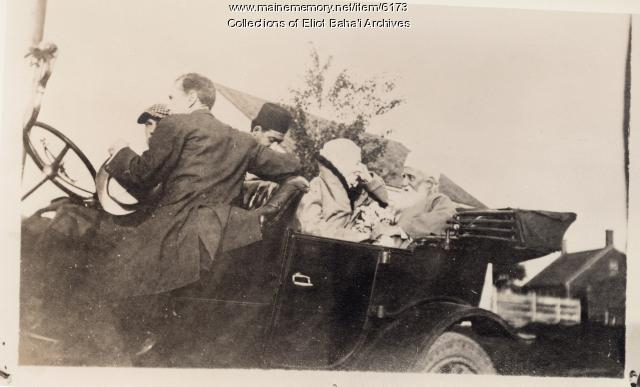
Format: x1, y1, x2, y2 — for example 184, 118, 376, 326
23, 121, 97, 201
95, 158, 142, 216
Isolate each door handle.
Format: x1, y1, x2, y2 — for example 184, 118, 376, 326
292, 272, 314, 287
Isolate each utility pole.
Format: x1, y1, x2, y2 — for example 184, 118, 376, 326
622, 16, 631, 215
22, 0, 55, 177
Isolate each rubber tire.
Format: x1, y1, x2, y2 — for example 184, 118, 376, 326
413, 331, 497, 374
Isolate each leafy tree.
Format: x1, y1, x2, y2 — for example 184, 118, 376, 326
284, 45, 403, 179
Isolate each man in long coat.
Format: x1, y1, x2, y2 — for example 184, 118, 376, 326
95, 73, 301, 299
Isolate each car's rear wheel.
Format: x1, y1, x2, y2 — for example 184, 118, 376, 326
413, 331, 496, 374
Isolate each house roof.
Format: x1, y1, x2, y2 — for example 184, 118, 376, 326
523, 245, 621, 290
214, 82, 485, 208
440, 174, 486, 209
215, 82, 269, 121
570, 248, 626, 290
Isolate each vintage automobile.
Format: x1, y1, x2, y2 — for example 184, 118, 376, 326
19, 121, 577, 374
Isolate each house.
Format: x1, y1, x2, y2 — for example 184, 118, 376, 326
212, 82, 486, 209
522, 230, 626, 326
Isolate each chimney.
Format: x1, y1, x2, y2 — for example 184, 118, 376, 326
561, 239, 567, 255
605, 229, 614, 247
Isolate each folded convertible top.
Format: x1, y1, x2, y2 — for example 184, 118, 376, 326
449, 208, 577, 264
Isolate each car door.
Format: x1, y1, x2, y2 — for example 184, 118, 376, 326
264, 231, 382, 369
168, 239, 284, 368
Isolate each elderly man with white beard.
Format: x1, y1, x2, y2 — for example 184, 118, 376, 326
396, 153, 458, 238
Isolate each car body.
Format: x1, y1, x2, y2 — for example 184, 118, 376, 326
19, 123, 576, 373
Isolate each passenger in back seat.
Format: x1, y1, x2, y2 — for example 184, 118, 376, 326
396, 152, 457, 238
244, 103, 294, 208
293, 138, 407, 246
250, 102, 291, 150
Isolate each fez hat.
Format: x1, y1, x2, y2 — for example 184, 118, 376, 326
137, 104, 170, 124
251, 103, 292, 134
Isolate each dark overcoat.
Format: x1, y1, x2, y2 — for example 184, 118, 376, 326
91, 109, 300, 299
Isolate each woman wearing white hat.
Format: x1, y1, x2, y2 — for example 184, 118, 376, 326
294, 138, 397, 243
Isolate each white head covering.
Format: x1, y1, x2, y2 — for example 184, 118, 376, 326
403, 151, 441, 183
320, 138, 369, 187
320, 138, 361, 166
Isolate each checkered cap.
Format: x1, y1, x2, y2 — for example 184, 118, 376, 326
137, 104, 170, 124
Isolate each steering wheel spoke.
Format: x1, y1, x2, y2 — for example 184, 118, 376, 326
51, 144, 71, 167
21, 173, 50, 201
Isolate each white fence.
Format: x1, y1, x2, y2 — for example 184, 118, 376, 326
493, 290, 581, 328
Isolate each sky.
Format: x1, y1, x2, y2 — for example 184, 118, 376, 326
8, 0, 632, 282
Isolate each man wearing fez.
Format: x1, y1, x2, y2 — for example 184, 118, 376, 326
396, 152, 457, 238
250, 102, 292, 151
243, 103, 295, 207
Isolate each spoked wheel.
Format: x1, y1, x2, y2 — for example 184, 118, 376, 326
23, 121, 97, 201
414, 331, 496, 374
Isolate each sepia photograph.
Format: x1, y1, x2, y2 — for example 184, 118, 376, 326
1, 0, 638, 386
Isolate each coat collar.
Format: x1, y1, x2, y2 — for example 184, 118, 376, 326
191, 108, 213, 116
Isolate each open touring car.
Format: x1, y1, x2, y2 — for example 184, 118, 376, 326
19, 120, 576, 374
